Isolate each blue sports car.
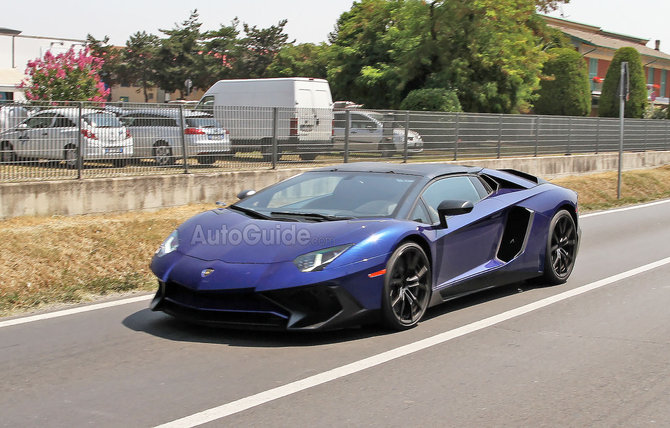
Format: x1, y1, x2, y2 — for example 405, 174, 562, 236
150, 162, 580, 331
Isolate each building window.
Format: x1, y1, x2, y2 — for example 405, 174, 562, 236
661, 70, 667, 98
647, 67, 655, 85
589, 58, 598, 91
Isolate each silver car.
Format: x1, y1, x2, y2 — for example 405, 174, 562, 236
0, 108, 133, 167
333, 110, 423, 157
119, 109, 231, 166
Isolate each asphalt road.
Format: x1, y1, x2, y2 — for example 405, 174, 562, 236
2, 200, 670, 427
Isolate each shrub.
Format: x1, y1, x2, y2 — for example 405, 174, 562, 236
598, 47, 647, 118
399, 88, 462, 112
534, 48, 591, 116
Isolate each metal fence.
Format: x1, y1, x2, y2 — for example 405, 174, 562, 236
1, 101, 669, 182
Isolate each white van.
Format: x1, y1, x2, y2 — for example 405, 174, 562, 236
196, 78, 333, 160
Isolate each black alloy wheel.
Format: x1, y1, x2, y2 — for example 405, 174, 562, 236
544, 210, 577, 284
382, 242, 432, 330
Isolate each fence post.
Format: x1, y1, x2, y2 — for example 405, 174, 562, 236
666, 120, 669, 151
643, 119, 648, 152
343, 110, 350, 163
272, 107, 278, 169
497, 114, 502, 159
596, 118, 600, 154
76, 102, 82, 179
534, 116, 539, 157
567, 116, 572, 155
403, 111, 409, 163
178, 105, 190, 174
454, 113, 460, 161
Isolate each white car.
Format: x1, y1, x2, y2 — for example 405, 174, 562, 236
0, 108, 133, 167
333, 110, 423, 157
119, 109, 231, 166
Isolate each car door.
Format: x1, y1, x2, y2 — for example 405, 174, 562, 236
51, 114, 78, 159
348, 113, 381, 152
417, 175, 507, 296
18, 112, 55, 159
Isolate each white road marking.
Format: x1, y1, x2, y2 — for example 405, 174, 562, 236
155, 256, 670, 428
580, 198, 670, 218
0, 294, 152, 329
1, 198, 668, 329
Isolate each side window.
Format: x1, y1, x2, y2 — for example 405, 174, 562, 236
470, 176, 492, 199
196, 95, 215, 113
410, 201, 431, 224
351, 114, 376, 129
333, 113, 347, 128
420, 176, 483, 222
53, 115, 76, 128
26, 114, 54, 129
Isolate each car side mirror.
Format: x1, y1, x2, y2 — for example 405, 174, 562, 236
237, 189, 256, 200
437, 200, 473, 228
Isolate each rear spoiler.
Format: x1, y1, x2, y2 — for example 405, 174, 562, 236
498, 169, 547, 185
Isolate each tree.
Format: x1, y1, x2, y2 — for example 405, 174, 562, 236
266, 43, 329, 78
599, 47, 647, 118
20, 47, 109, 102
199, 20, 241, 86
534, 48, 591, 116
327, 0, 568, 112
399, 88, 462, 112
237, 20, 292, 78
122, 31, 160, 102
154, 10, 207, 98
87, 34, 125, 98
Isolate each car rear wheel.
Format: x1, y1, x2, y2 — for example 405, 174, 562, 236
543, 210, 577, 284
0, 142, 16, 163
153, 142, 175, 166
196, 155, 216, 165
382, 242, 432, 330
63, 145, 79, 169
298, 152, 317, 161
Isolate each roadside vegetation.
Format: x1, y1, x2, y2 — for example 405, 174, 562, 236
1, 164, 670, 317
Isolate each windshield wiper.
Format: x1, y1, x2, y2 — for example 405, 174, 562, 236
270, 211, 353, 222
228, 205, 270, 219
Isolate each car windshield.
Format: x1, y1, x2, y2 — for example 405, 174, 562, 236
185, 117, 220, 128
83, 113, 123, 128
234, 171, 419, 219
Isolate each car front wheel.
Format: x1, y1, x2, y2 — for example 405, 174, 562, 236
381, 242, 432, 330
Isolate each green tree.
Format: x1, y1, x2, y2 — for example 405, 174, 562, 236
399, 88, 462, 111
237, 20, 292, 78
534, 48, 591, 116
87, 34, 125, 96
154, 10, 207, 98
266, 43, 329, 79
599, 47, 647, 118
327, 0, 568, 112
200, 20, 241, 86
122, 31, 160, 102
20, 47, 109, 102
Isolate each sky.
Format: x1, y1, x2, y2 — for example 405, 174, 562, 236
2, 0, 670, 70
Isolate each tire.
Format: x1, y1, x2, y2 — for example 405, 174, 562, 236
63, 145, 79, 169
298, 152, 317, 161
381, 242, 432, 330
0, 142, 16, 163
153, 142, 175, 166
542, 210, 578, 284
196, 155, 216, 165
380, 142, 395, 158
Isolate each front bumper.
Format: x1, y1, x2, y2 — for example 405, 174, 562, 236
151, 279, 377, 331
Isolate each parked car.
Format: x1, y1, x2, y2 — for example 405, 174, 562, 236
196, 78, 334, 161
0, 108, 133, 167
118, 109, 231, 166
333, 110, 423, 157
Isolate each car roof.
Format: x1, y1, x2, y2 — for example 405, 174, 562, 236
34, 108, 112, 117
119, 108, 213, 118
311, 162, 481, 178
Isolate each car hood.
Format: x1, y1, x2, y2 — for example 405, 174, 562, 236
176, 209, 406, 264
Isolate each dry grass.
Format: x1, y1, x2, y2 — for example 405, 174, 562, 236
2, 165, 670, 317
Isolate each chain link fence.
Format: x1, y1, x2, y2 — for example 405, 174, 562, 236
1, 101, 669, 182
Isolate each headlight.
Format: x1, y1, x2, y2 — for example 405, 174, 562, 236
293, 244, 353, 272
155, 230, 179, 257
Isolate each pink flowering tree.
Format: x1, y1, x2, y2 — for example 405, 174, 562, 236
19, 47, 110, 102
